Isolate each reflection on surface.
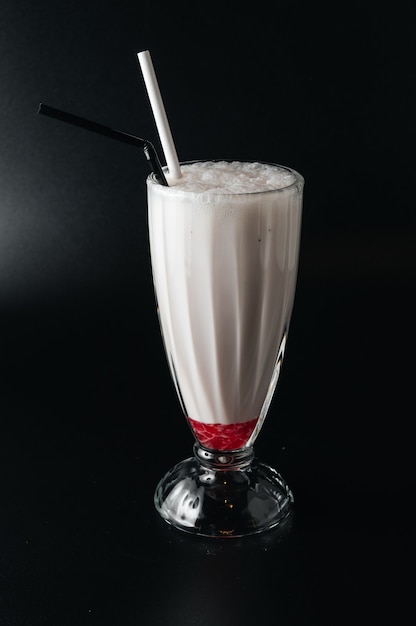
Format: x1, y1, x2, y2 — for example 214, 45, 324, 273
142, 509, 296, 624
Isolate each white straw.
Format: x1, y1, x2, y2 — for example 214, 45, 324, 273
138, 50, 182, 181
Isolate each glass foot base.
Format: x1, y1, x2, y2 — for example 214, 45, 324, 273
154, 444, 294, 538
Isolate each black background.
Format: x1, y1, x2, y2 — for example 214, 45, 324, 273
1, 1, 415, 624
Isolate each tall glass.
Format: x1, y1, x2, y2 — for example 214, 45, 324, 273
147, 161, 303, 537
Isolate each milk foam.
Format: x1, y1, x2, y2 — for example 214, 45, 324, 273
166, 161, 296, 193
148, 161, 303, 427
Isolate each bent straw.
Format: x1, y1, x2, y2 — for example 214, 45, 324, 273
137, 51, 182, 181
37, 103, 168, 186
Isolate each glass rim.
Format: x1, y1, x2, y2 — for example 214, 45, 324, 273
147, 159, 304, 197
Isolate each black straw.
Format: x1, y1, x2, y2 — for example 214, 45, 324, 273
38, 103, 168, 186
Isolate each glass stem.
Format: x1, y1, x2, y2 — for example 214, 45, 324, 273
193, 443, 254, 471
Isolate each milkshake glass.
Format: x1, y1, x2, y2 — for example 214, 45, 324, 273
147, 160, 303, 537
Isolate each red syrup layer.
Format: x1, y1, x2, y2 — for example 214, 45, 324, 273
187, 417, 259, 451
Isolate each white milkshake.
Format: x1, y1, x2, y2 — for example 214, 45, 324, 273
147, 161, 303, 451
